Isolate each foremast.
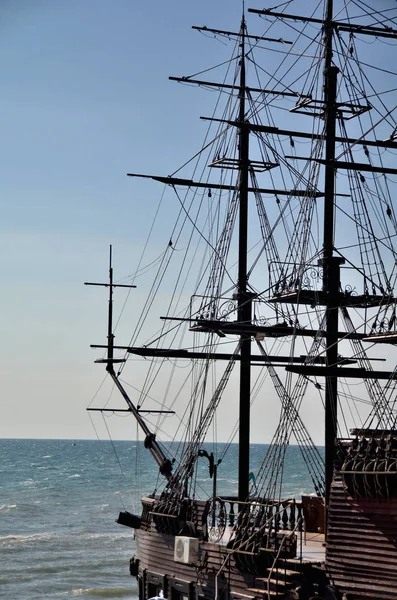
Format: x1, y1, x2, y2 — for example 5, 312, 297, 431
86, 247, 173, 479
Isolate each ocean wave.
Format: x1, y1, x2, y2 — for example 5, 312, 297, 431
72, 588, 134, 597
0, 532, 58, 545
29, 564, 73, 574
0, 503, 17, 512
0, 530, 132, 546
0, 502, 42, 515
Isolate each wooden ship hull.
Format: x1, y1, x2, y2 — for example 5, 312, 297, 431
326, 434, 397, 600
132, 496, 328, 600
130, 478, 397, 600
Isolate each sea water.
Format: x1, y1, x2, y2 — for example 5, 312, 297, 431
1, 439, 320, 600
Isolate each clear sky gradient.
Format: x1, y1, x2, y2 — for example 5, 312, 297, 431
0, 0, 247, 440
2, 1, 396, 444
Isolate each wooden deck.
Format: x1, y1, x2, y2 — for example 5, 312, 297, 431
300, 531, 325, 563
219, 525, 325, 564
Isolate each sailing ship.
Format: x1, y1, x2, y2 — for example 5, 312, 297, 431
88, 1, 397, 598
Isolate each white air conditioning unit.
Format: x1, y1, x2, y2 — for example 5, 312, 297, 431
174, 536, 199, 564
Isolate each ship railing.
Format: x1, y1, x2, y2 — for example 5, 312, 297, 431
139, 494, 318, 543
220, 496, 304, 533
219, 500, 300, 568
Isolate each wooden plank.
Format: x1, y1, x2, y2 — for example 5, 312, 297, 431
326, 473, 397, 599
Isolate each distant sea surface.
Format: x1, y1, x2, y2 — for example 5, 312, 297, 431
1, 439, 320, 600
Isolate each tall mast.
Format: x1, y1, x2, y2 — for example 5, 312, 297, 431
86, 247, 173, 479
322, 0, 342, 507
107, 245, 114, 364
237, 14, 252, 502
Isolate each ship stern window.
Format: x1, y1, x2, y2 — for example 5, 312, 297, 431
146, 571, 165, 600
168, 578, 191, 600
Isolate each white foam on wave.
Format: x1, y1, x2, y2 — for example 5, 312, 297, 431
72, 588, 133, 597
0, 530, 131, 548
0, 532, 57, 544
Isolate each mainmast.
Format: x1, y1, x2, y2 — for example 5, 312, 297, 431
322, 0, 342, 507
236, 15, 252, 503
248, 2, 397, 509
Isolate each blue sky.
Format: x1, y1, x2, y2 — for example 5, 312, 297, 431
2, 0, 397, 443
0, 0, 246, 439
